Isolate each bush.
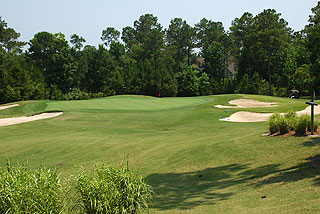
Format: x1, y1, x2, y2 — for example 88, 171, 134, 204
76, 164, 152, 214
55, 89, 108, 101
64, 88, 89, 100
0, 161, 65, 214
278, 116, 290, 134
268, 112, 297, 134
268, 112, 319, 135
268, 113, 281, 134
295, 115, 309, 135
307, 118, 319, 132
50, 85, 63, 100
256, 79, 270, 95
314, 120, 319, 132
284, 111, 298, 131
276, 87, 288, 97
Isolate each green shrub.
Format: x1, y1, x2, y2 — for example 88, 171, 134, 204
268, 113, 281, 134
284, 111, 298, 130
284, 111, 297, 119
76, 164, 152, 214
50, 84, 63, 100
0, 161, 65, 214
278, 116, 290, 134
314, 120, 319, 132
268, 112, 297, 134
276, 87, 288, 97
64, 88, 91, 100
307, 118, 319, 132
295, 115, 309, 135
256, 79, 269, 95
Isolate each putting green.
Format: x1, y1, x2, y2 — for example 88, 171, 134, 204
46, 95, 210, 112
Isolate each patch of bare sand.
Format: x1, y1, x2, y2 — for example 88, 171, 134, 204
220, 105, 320, 123
0, 112, 63, 127
297, 105, 320, 116
215, 99, 278, 108
220, 112, 273, 122
0, 104, 19, 110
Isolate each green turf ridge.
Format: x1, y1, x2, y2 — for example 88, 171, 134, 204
0, 94, 320, 213
0, 100, 48, 118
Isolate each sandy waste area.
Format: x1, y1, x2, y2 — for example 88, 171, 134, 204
0, 104, 19, 110
215, 99, 278, 108
218, 99, 320, 122
0, 104, 63, 127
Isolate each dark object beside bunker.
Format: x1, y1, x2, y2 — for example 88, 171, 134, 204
289, 90, 299, 99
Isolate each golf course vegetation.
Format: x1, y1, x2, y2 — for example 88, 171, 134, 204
0, 94, 320, 213
268, 112, 320, 135
2, 1, 320, 213
2, 1, 320, 105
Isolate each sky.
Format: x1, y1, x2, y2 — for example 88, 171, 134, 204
1, 0, 319, 47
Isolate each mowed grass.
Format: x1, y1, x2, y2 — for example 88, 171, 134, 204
0, 94, 320, 213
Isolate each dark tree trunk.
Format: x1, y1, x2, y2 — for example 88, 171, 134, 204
187, 47, 190, 66
268, 41, 272, 96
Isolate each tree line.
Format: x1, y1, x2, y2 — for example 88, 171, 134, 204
1, 2, 320, 104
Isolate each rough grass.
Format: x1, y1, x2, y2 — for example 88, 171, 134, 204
0, 94, 320, 213
0, 161, 65, 213
76, 164, 152, 214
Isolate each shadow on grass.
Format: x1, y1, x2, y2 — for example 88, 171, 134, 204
302, 137, 320, 147
247, 155, 320, 187
146, 163, 283, 211
146, 164, 245, 210
146, 159, 320, 211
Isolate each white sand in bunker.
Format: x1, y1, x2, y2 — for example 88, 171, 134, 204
220, 112, 273, 122
0, 112, 63, 127
0, 104, 19, 110
297, 105, 320, 116
215, 99, 278, 108
220, 105, 320, 123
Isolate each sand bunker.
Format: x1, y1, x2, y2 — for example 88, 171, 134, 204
0, 112, 63, 127
220, 112, 273, 122
220, 105, 320, 123
215, 99, 278, 108
296, 105, 320, 116
0, 104, 19, 110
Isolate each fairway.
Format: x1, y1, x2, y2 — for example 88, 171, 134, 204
1, 94, 320, 213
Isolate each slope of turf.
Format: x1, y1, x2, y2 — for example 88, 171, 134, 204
46, 95, 210, 112
0, 94, 320, 213
0, 100, 48, 118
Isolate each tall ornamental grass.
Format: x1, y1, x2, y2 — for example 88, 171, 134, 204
268, 112, 319, 135
278, 115, 290, 134
268, 112, 291, 134
284, 111, 298, 131
268, 113, 281, 134
76, 164, 152, 214
307, 118, 320, 132
0, 161, 65, 214
295, 115, 309, 135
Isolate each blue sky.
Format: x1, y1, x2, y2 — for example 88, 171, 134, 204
1, 0, 319, 47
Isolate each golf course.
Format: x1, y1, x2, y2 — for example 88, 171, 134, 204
0, 94, 320, 213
